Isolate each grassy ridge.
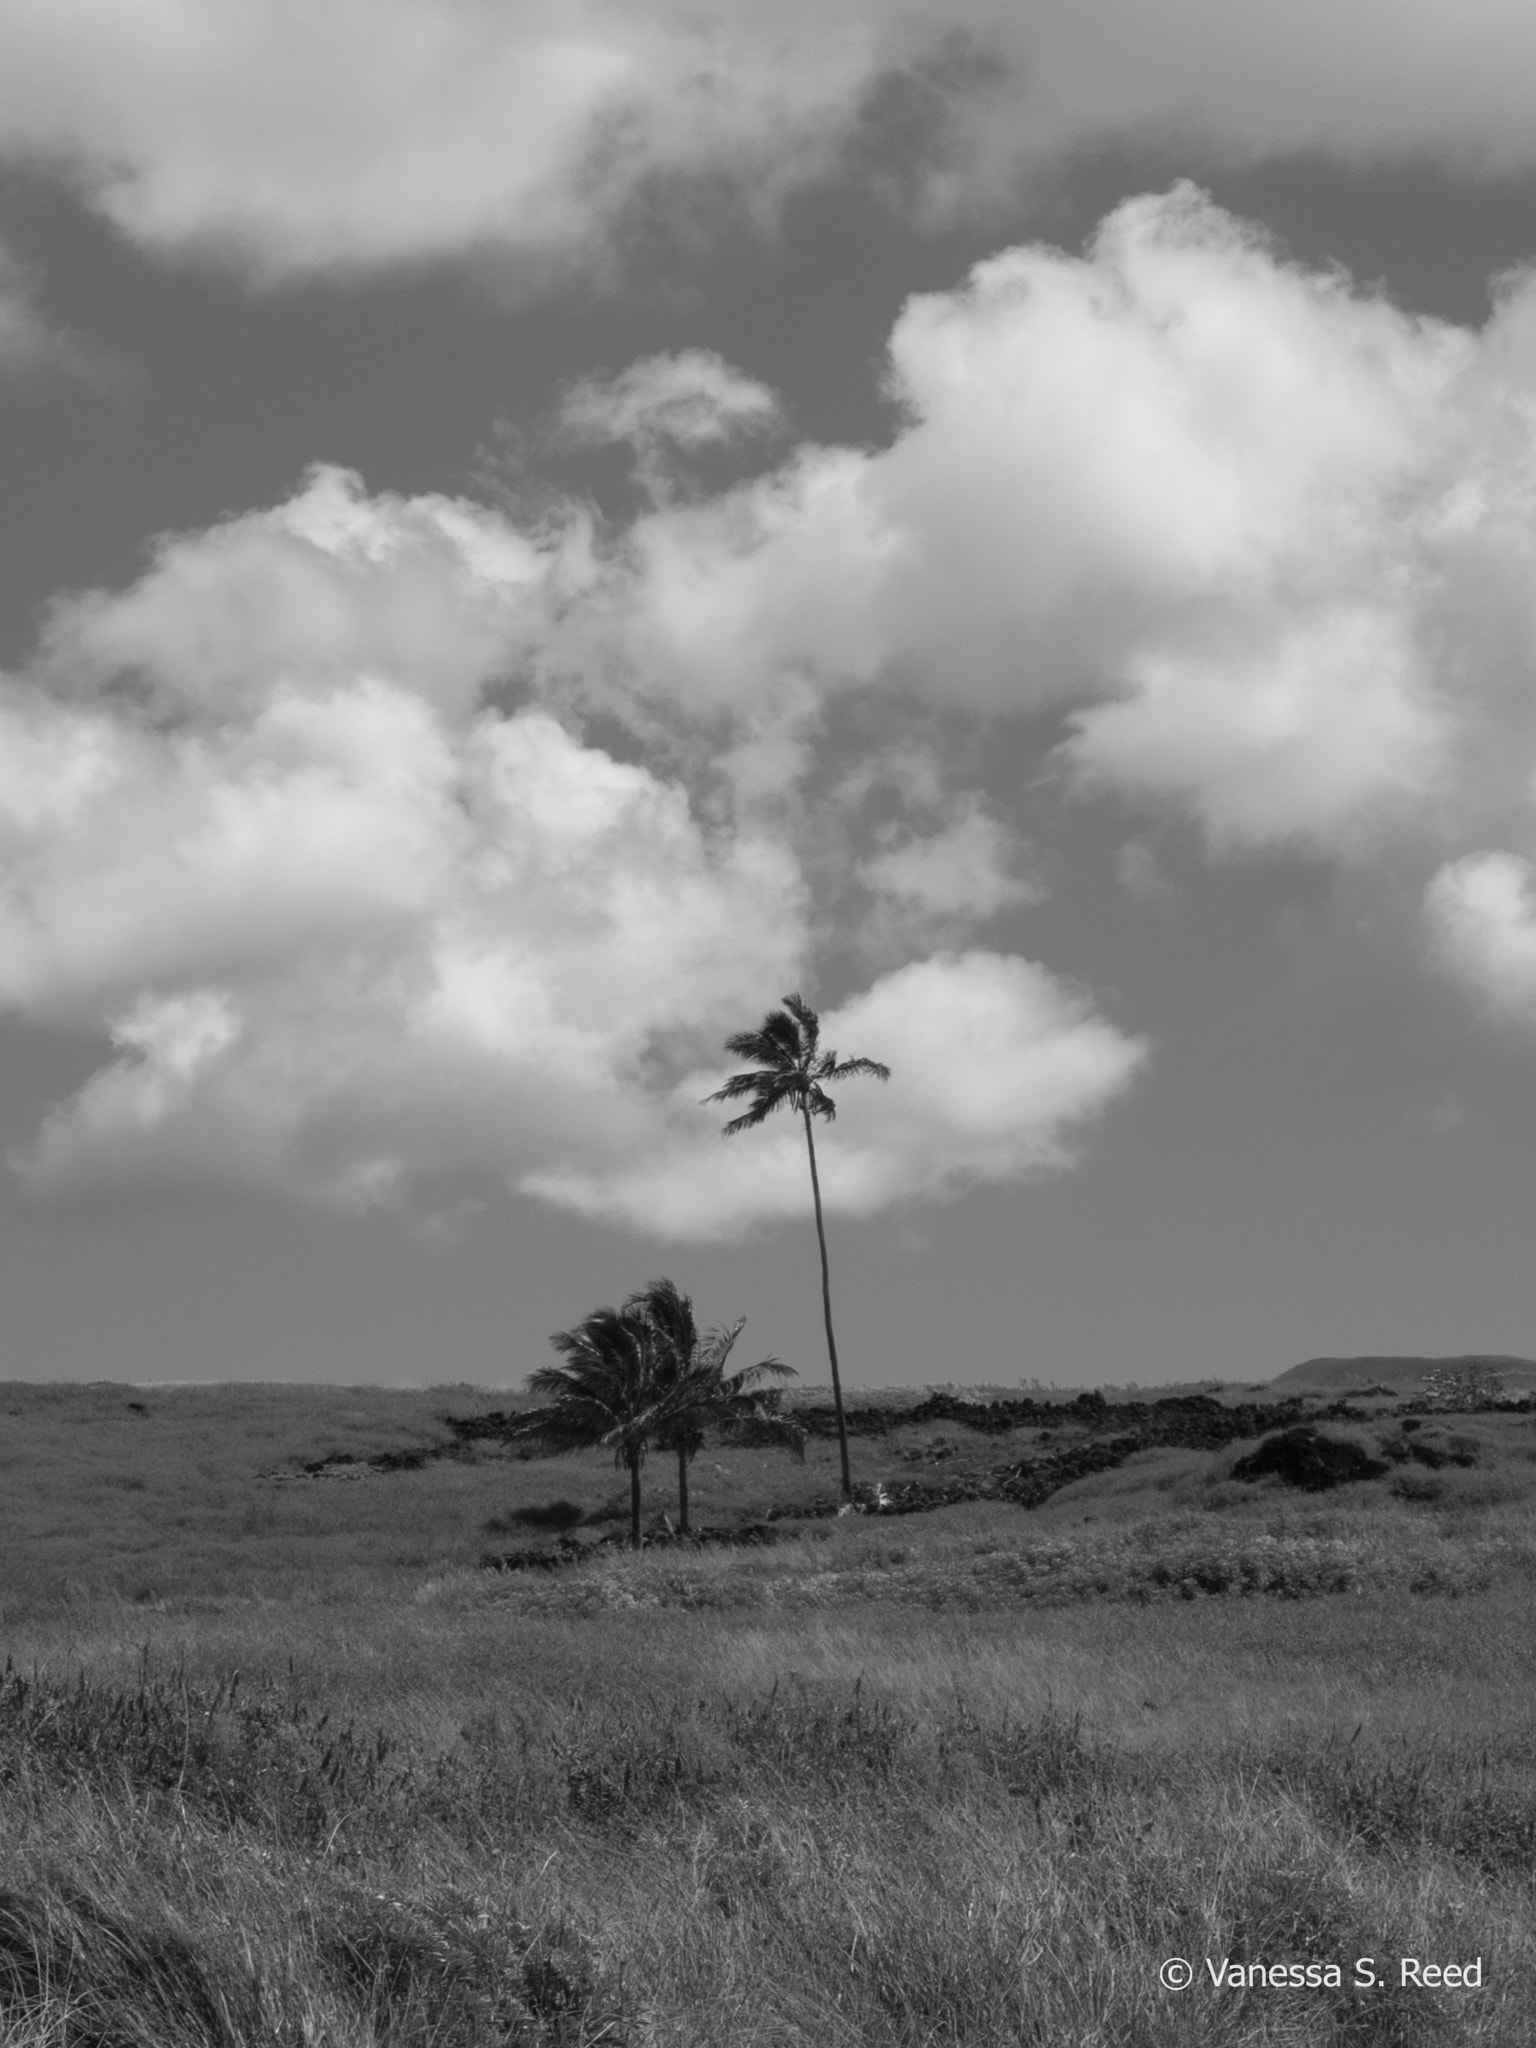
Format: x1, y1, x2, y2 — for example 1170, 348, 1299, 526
1, 1381, 1535, 2041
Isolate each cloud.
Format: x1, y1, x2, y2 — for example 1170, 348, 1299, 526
7, 4, 1536, 283
42, 174, 1536, 1215
1424, 852, 1536, 1019
559, 350, 784, 508
0, 0, 889, 282
856, 799, 1038, 954
27, 176, 1536, 1212
2, 468, 1142, 1230
4, 685, 809, 1205
0, 235, 87, 375
1064, 606, 1444, 853
560, 351, 781, 454
24, 178, 1536, 1220
35, 464, 566, 727
553, 185, 1536, 858
525, 951, 1147, 1237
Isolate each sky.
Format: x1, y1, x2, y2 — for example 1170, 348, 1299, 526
8, 7, 1536, 1391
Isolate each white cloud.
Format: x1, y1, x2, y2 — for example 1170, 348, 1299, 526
0, 0, 891, 282
26, 182, 1536, 1220
558, 186, 1536, 855
857, 800, 1038, 952
559, 350, 784, 509
1065, 606, 1445, 853
525, 951, 1147, 1237
560, 351, 781, 454
3, 468, 1142, 1229
6, 687, 810, 1206
7, 4, 1536, 282
1425, 851, 1536, 1019
36, 464, 566, 727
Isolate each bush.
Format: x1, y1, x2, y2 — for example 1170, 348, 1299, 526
1230, 1428, 1389, 1492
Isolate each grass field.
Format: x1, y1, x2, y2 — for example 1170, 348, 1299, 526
2, 1377, 1535, 2044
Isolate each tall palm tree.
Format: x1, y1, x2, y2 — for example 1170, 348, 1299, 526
624, 1276, 804, 1533
706, 994, 889, 1503
516, 1305, 675, 1549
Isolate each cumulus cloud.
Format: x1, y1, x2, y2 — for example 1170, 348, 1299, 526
5, 3, 1536, 282
4, 684, 809, 1204
856, 800, 1038, 954
551, 185, 1536, 857
35, 464, 566, 726
1, 467, 1142, 1228
525, 951, 1147, 1237
0, 0, 890, 282
1425, 852, 1536, 1019
1065, 606, 1445, 853
35, 177, 1536, 1217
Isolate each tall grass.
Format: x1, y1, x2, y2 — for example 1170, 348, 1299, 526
2, 1536, 1534, 2042
3, 1384, 1535, 2041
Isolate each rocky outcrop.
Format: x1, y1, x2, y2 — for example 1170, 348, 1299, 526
1230, 1427, 1389, 1492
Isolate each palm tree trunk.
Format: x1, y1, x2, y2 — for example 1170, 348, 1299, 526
628, 1448, 642, 1549
801, 1103, 853, 1502
677, 1445, 690, 1534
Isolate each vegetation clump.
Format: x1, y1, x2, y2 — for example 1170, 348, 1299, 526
1231, 1426, 1391, 1492
511, 1279, 801, 1547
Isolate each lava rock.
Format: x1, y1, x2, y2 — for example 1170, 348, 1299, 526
1230, 1427, 1389, 1492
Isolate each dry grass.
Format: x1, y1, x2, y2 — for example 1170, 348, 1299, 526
1, 1381, 1535, 2042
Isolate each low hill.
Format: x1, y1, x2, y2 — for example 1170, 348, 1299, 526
1272, 1353, 1536, 1392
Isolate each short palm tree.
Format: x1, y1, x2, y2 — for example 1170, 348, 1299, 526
624, 1276, 804, 1533
706, 994, 889, 1503
516, 1305, 675, 1549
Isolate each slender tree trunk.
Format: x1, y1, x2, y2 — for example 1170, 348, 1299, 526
802, 1104, 853, 1502
677, 1446, 690, 1534
628, 1448, 642, 1550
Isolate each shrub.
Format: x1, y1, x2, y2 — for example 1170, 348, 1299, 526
1229, 1428, 1389, 1492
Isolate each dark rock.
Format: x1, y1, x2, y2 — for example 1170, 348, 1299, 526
370, 1447, 429, 1472
1231, 1427, 1389, 1492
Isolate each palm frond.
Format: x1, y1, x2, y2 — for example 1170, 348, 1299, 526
624, 1277, 698, 1361
517, 1301, 671, 1470
825, 1055, 891, 1084
697, 1316, 745, 1368
717, 1102, 776, 1136
779, 993, 820, 1057
722, 1009, 803, 1067
713, 1394, 807, 1461
704, 1069, 801, 1119
722, 1352, 796, 1392
709, 997, 890, 1144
